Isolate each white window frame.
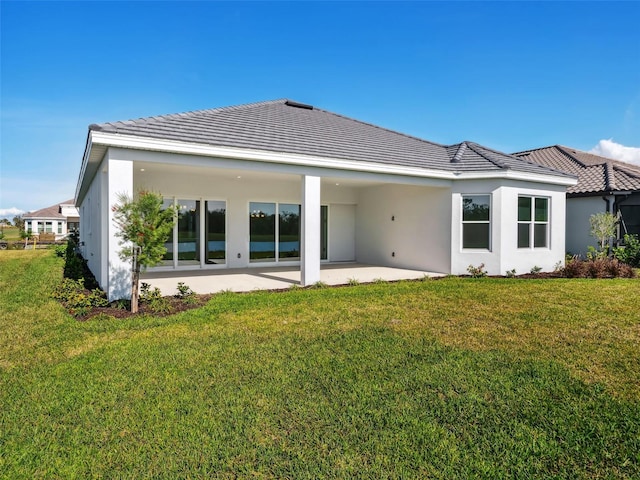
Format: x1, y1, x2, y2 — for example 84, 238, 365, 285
461, 194, 492, 251
517, 195, 550, 249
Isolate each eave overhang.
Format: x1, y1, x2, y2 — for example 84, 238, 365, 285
75, 132, 577, 204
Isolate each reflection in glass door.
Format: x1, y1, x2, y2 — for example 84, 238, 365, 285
250, 202, 276, 262
161, 198, 175, 266
321, 205, 328, 260
205, 201, 226, 264
178, 200, 200, 266
278, 204, 300, 261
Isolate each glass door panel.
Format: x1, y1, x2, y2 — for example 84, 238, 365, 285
321, 205, 328, 260
205, 201, 226, 264
279, 204, 300, 261
250, 202, 276, 262
161, 198, 175, 266
178, 200, 200, 266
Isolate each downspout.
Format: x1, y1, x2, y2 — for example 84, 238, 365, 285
602, 194, 615, 248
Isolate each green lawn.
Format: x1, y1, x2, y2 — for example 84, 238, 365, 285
1, 251, 639, 479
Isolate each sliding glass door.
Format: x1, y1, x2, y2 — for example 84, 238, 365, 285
205, 201, 226, 264
161, 198, 226, 267
177, 200, 200, 266
278, 204, 300, 261
249, 202, 276, 262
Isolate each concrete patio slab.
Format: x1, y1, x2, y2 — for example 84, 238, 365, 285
141, 263, 444, 296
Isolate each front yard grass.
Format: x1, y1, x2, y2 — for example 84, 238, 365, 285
1, 250, 639, 478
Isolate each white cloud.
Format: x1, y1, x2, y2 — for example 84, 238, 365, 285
590, 139, 640, 166
0, 207, 25, 218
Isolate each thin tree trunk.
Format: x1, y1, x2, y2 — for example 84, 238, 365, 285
131, 261, 141, 313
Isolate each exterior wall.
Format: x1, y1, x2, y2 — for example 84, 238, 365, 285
79, 157, 106, 288
451, 180, 567, 276
79, 149, 134, 300
328, 204, 356, 261
355, 184, 451, 273
566, 196, 606, 256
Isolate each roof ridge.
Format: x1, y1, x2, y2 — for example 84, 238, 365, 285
604, 162, 617, 191
554, 145, 590, 168
92, 99, 289, 131
465, 142, 509, 169
451, 142, 467, 163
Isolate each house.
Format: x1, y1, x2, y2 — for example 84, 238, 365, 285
513, 145, 640, 255
75, 99, 576, 300
22, 199, 80, 241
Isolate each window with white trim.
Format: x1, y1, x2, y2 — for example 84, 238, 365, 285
462, 195, 491, 249
518, 196, 549, 248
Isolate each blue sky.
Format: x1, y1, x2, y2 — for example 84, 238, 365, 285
1, 1, 639, 216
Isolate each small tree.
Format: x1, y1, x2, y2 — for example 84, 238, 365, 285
13, 215, 24, 230
112, 191, 178, 313
589, 212, 618, 256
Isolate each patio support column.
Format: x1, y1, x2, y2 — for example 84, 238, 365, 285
301, 175, 321, 286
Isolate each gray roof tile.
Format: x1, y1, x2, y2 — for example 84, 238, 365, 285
513, 145, 640, 195
90, 99, 570, 178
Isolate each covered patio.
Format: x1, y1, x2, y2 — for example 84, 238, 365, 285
141, 263, 444, 296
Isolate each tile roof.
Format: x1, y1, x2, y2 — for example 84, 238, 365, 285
23, 199, 75, 219
513, 145, 640, 195
89, 99, 570, 178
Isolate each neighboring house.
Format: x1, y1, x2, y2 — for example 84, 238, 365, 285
513, 145, 640, 255
76, 99, 576, 300
22, 200, 80, 241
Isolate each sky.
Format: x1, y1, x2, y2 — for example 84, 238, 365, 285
1, 1, 639, 217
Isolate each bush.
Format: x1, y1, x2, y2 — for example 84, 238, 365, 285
613, 234, 640, 267
140, 282, 173, 314
467, 263, 487, 278
562, 257, 635, 279
52, 278, 109, 317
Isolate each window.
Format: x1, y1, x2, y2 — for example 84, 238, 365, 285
57, 222, 63, 234
518, 196, 549, 248
462, 195, 491, 249
45, 221, 53, 233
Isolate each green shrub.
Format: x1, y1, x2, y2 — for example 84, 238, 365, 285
505, 269, 517, 278
613, 234, 640, 267
176, 282, 198, 305
52, 278, 108, 317
140, 282, 173, 314
52, 243, 67, 257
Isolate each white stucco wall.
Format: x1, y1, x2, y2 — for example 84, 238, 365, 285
566, 196, 606, 256
356, 184, 452, 273
450, 180, 567, 276
79, 157, 105, 288
328, 204, 356, 262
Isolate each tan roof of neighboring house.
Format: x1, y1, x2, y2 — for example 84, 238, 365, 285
23, 199, 75, 220
513, 145, 640, 195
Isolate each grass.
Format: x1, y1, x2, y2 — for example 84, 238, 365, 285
1, 250, 639, 478
0, 226, 21, 242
